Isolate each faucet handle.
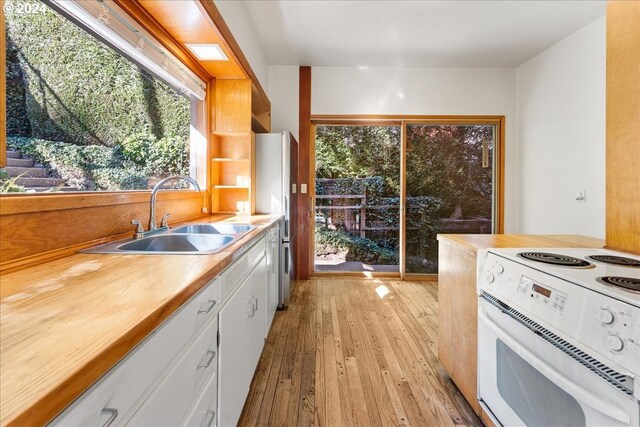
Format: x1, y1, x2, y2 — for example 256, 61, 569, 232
131, 220, 144, 238
161, 213, 171, 228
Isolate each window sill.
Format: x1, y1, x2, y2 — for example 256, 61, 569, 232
0, 190, 206, 216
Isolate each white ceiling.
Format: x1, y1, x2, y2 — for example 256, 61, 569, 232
238, 0, 606, 68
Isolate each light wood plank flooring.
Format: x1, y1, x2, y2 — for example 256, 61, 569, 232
238, 277, 483, 427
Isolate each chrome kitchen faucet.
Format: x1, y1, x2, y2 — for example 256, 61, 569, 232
131, 175, 201, 239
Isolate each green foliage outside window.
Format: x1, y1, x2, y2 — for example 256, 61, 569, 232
2, 1, 190, 192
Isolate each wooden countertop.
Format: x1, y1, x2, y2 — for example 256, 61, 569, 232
0, 214, 282, 427
437, 234, 605, 253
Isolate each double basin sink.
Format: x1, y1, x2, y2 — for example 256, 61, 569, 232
82, 223, 255, 255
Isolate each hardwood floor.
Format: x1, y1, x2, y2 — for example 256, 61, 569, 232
238, 277, 483, 427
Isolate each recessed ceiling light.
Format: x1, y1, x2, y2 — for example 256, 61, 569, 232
186, 44, 228, 61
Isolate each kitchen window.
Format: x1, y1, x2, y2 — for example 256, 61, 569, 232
1, 0, 207, 194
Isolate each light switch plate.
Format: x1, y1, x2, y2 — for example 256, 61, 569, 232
292, 184, 297, 194
301, 184, 307, 194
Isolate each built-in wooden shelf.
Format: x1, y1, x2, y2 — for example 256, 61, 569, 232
251, 112, 270, 133
210, 79, 255, 215
212, 131, 251, 137
212, 158, 250, 163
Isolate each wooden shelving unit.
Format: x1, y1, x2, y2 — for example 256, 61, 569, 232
211, 79, 256, 215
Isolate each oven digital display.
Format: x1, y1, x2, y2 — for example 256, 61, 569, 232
532, 283, 552, 298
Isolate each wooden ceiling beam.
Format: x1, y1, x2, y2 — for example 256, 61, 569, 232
113, 0, 211, 82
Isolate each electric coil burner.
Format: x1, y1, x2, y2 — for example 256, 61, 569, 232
588, 255, 640, 268
597, 276, 640, 292
518, 251, 593, 268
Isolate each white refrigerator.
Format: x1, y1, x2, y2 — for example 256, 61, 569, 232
255, 131, 297, 307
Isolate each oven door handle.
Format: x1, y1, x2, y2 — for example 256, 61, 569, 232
479, 306, 631, 425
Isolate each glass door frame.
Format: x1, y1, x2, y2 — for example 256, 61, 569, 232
310, 115, 505, 279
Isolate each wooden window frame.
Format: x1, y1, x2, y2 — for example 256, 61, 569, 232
0, 2, 212, 271
309, 115, 506, 279
0, 1, 211, 199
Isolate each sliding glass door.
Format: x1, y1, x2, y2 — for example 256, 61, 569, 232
405, 123, 497, 274
314, 124, 401, 273
311, 118, 501, 276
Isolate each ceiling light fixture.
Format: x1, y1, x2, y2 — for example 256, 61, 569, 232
186, 44, 228, 61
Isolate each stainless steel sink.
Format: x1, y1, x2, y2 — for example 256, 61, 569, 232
81, 234, 235, 255
171, 223, 254, 235
81, 221, 256, 255
117, 234, 235, 254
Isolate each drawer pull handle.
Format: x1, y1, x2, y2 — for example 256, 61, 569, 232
205, 410, 216, 427
197, 350, 216, 369
198, 300, 217, 314
100, 408, 118, 427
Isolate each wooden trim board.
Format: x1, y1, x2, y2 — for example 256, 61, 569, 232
400, 121, 407, 279
605, 0, 640, 254
196, 0, 270, 114
113, 0, 210, 82
1, 1, 6, 168
0, 191, 208, 271
295, 66, 312, 280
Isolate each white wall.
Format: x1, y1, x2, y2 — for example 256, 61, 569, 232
268, 66, 299, 141
515, 17, 605, 238
269, 66, 518, 231
215, 1, 270, 91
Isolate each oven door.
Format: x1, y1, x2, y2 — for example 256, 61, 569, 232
478, 297, 639, 427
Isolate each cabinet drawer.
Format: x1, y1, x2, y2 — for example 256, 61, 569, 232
50, 278, 220, 426
127, 317, 219, 426
182, 371, 218, 427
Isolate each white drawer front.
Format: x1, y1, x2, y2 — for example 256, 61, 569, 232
127, 317, 219, 427
182, 371, 218, 427
50, 278, 220, 426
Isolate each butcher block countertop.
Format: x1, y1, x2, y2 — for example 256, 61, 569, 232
0, 214, 282, 427
437, 233, 605, 253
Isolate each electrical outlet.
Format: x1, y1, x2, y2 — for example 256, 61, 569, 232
575, 190, 586, 202
301, 184, 307, 194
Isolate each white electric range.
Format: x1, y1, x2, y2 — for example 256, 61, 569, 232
477, 248, 640, 427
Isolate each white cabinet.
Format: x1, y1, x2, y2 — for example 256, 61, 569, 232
248, 257, 267, 371
50, 230, 272, 427
51, 278, 220, 427
218, 274, 252, 427
127, 317, 218, 426
182, 370, 218, 427
218, 240, 267, 427
265, 224, 280, 335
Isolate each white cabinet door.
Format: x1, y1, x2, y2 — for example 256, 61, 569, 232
218, 277, 252, 427
249, 257, 267, 372
266, 230, 279, 335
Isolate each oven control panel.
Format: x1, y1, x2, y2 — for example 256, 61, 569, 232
517, 276, 567, 313
478, 252, 640, 375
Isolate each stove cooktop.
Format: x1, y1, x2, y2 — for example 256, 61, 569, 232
587, 254, 640, 268
597, 276, 640, 292
487, 248, 640, 306
518, 252, 594, 268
